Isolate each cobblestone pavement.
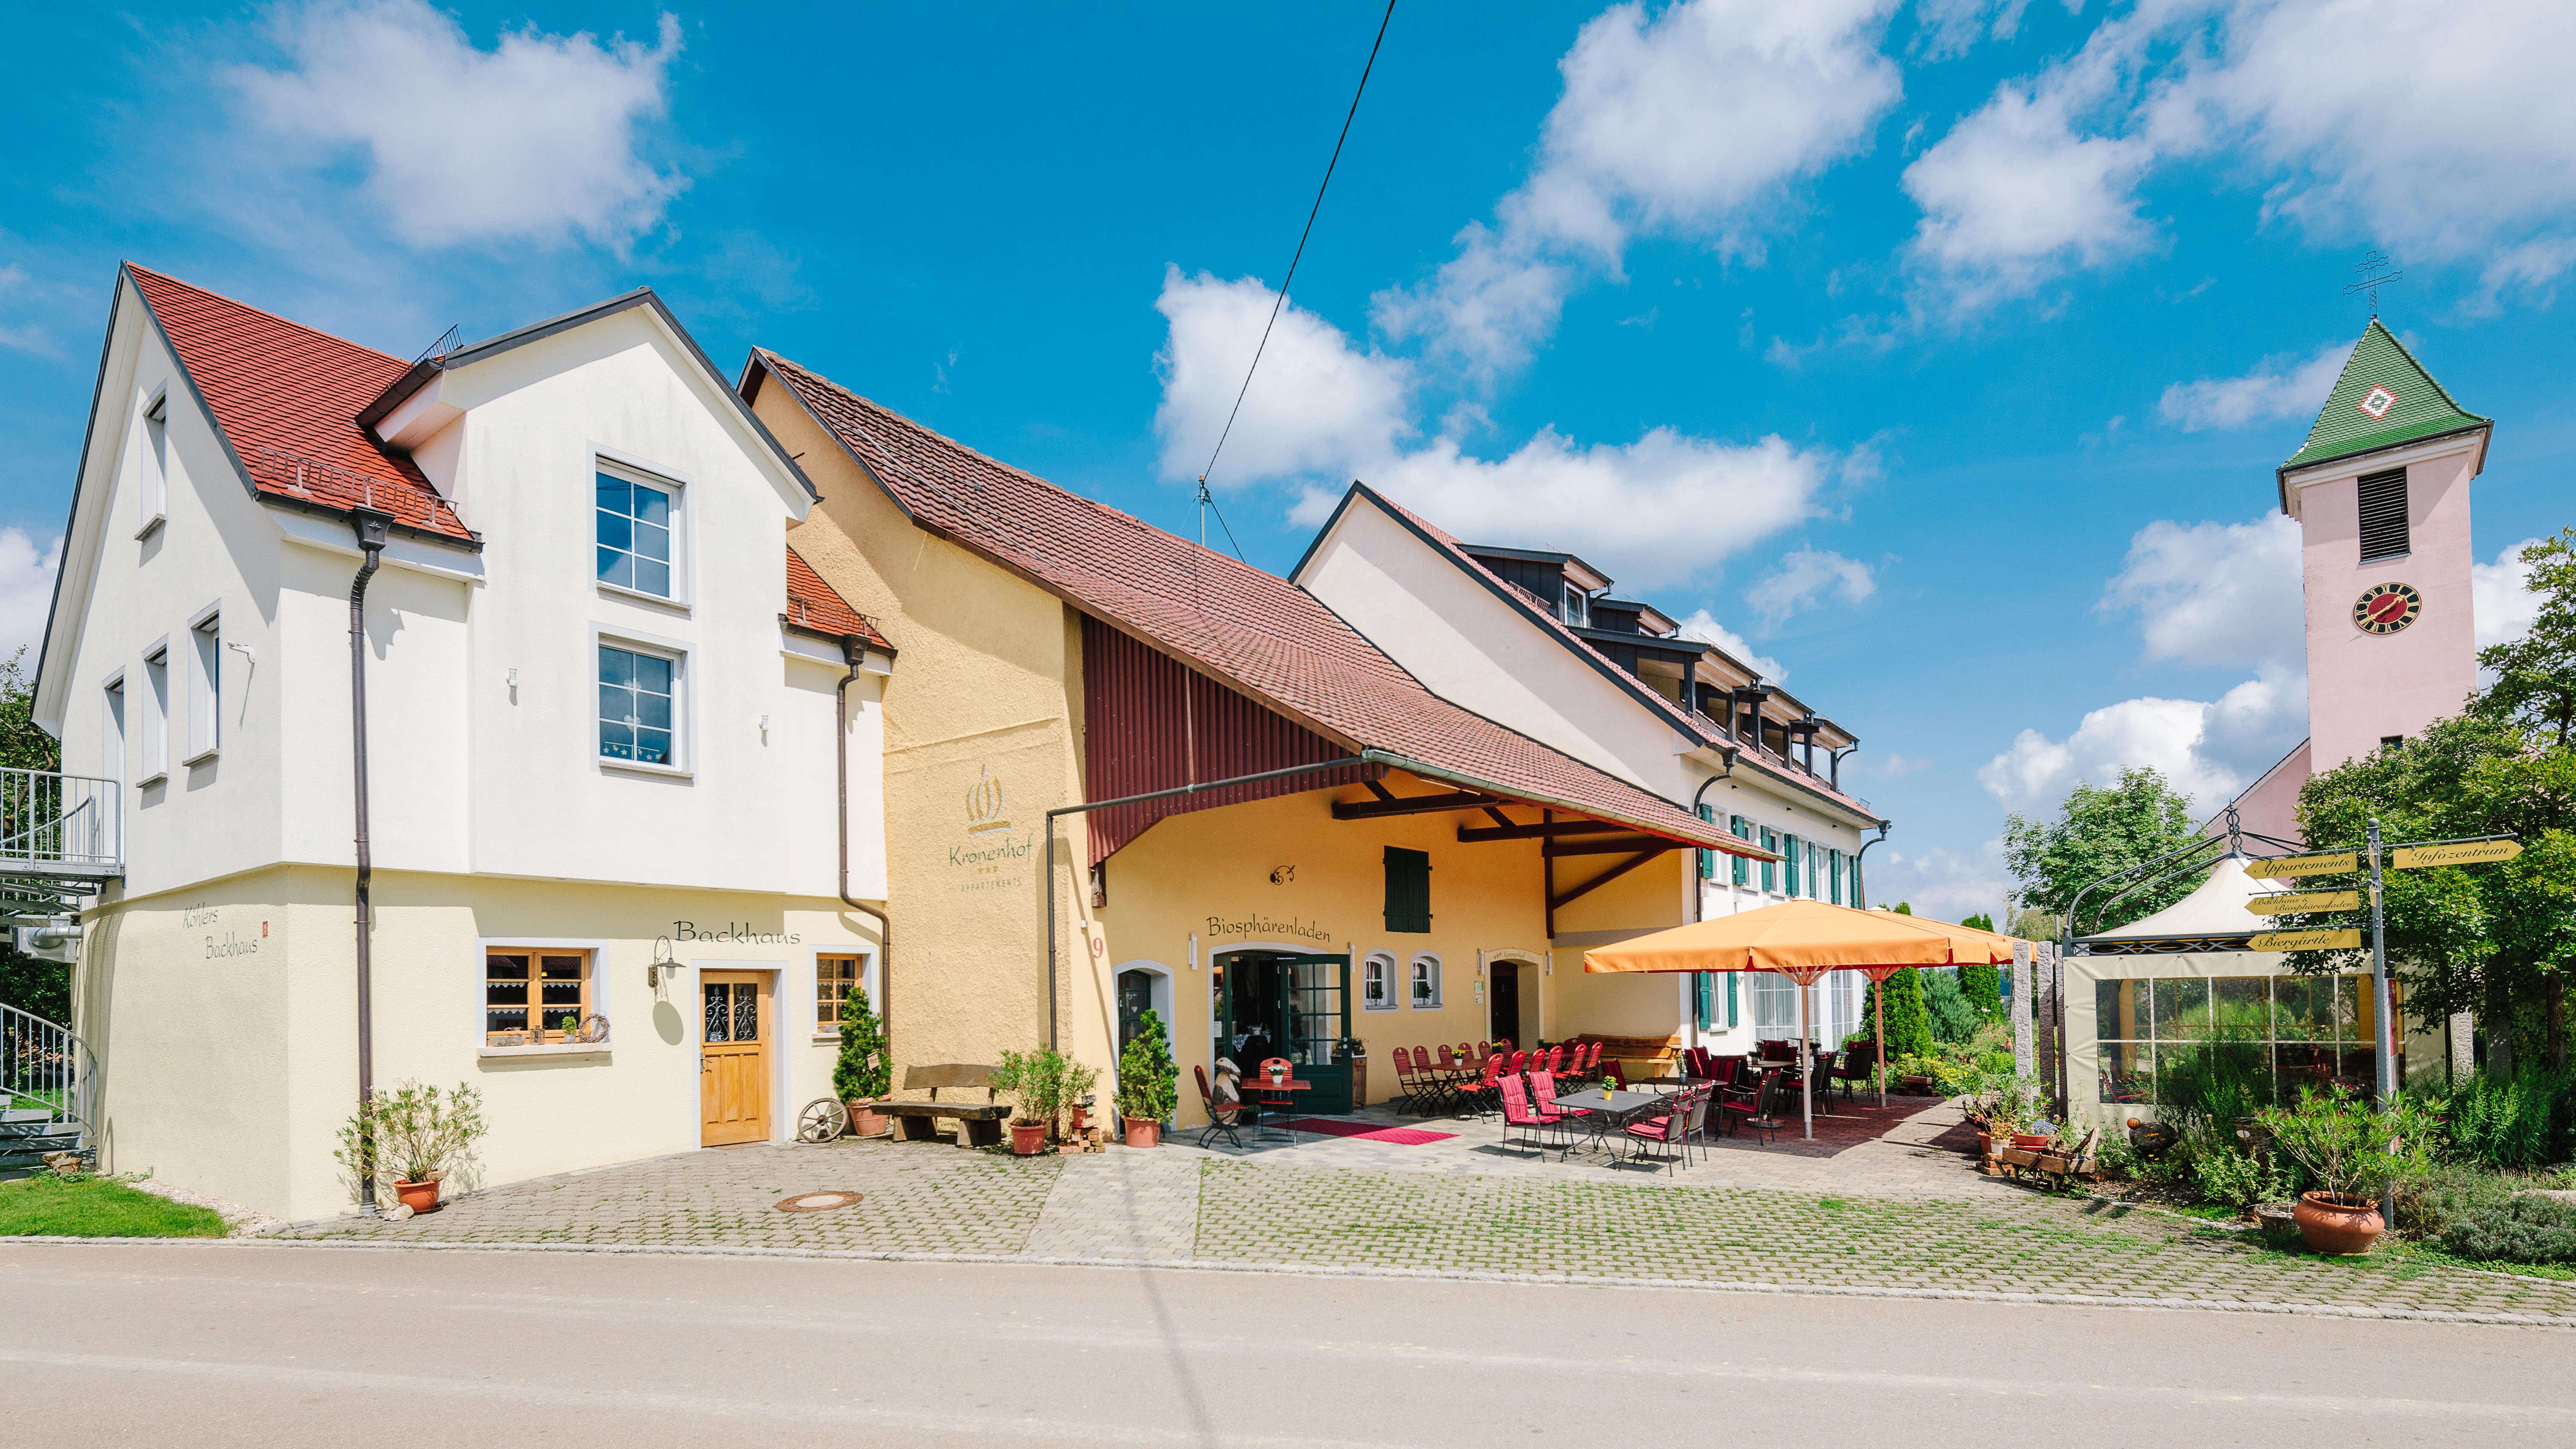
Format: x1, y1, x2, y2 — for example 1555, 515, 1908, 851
292, 1141, 1062, 1253
281, 1122, 2576, 1324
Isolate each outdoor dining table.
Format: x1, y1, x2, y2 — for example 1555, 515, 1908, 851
1545, 1085, 1666, 1156
1242, 1076, 1310, 1141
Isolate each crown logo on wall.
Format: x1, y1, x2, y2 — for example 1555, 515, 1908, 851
966, 764, 1013, 837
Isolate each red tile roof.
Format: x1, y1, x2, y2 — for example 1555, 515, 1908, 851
1363, 488, 1885, 823
124, 265, 477, 542
748, 350, 1754, 854
785, 544, 893, 650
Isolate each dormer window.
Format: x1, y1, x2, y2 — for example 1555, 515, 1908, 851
1561, 588, 1588, 628
597, 466, 679, 599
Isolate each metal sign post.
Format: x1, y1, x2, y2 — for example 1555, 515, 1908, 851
2368, 816, 2397, 1227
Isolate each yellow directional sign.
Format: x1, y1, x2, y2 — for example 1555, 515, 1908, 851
2245, 851, 2357, 879
2247, 891, 2361, 915
2251, 928, 2364, 952
2394, 839, 2524, 869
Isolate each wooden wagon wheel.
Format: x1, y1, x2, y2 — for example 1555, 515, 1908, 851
576, 1013, 610, 1045
796, 1097, 849, 1145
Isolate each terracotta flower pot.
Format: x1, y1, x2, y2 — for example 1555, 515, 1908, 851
845, 1098, 888, 1138
1009, 1121, 1049, 1155
1124, 1119, 1162, 1150
392, 1178, 441, 1214
2010, 1133, 2052, 1151
2293, 1191, 2383, 1256
1977, 1132, 1992, 1156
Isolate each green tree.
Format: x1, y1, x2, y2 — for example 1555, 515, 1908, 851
2004, 767, 2200, 934
832, 983, 890, 1102
0, 649, 67, 1024
1114, 1009, 1179, 1126
1957, 959, 2003, 1023
1858, 968, 1934, 1060
1960, 912, 1994, 931
2476, 529, 2576, 746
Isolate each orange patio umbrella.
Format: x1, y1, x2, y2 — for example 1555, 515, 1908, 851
1583, 901, 2022, 1138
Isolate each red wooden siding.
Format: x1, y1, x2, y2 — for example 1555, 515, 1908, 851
1081, 614, 1379, 866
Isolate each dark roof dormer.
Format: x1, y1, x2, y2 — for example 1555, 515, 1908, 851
1457, 543, 1612, 629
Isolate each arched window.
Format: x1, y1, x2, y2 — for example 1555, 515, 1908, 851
1408, 952, 1443, 1009
1360, 951, 1397, 1011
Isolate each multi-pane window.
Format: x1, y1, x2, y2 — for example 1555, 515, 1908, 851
486, 949, 590, 1045
140, 646, 169, 781
705, 979, 761, 1042
1409, 953, 1442, 1008
2095, 973, 2375, 1104
1361, 953, 1395, 1011
598, 644, 676, 765
596, 470, 676, 597
816, 954, 863, 1034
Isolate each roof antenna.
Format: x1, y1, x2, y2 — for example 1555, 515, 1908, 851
2343, 250, 2403, 319
412, 324, 460, 364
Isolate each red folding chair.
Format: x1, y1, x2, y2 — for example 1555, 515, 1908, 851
1497, 1074, 1564, 1158
1530, 1069, 1591, 1154
1462, 1052, 1505, 1118
1193, 1065, 1256, 1149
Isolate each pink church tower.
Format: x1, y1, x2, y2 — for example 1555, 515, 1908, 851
2220, 320, 2491, 844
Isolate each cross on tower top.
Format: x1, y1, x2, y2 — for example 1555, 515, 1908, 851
2343, 249, 2404, 316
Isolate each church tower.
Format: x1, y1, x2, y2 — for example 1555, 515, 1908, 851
2223, 321, 2491, 842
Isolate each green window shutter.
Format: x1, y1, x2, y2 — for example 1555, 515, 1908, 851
1828, 847, 1843, 905
1696, 802, 1716, 880
1693, 972, 1713, 1031
1783, 833, 1800, 897
1726, 971, 1739, 1026
1759, 829, 1777, 892
1730, 815, 1750, 886
1383, 847, 1432, 933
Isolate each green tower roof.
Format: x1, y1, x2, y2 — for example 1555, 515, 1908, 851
2278, 318, 2490, 480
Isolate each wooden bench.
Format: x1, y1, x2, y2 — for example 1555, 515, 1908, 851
875, 1064, 1011, 1148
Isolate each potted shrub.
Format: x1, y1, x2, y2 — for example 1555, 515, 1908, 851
2256, 1086, 2438, 1255
992, 1047, 1065, 1155
834, 982, 891, 1137
1060, 1057, 1101, 1145
335, 1080, 487, 1215
1115, 1010, 1179, 1149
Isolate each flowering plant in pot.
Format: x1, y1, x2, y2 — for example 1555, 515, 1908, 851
1113, 1010, 1178, 1149
2254, 1085, 2438, 1255
334, 1080, 487, 1215
832, 982, 892, 1137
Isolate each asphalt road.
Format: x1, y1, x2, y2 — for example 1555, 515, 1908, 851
4, 1243, 2571, 1446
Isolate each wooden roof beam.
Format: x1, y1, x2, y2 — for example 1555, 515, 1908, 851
1547, 845, 1678, 912
1331, 788, 1512, 821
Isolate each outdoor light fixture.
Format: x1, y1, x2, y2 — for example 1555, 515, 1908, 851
648, 935, 680, 989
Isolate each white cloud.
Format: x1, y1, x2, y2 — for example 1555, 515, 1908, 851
2157, 342, 2346, 431
1751, 548, 1875, 625
1868, 838, 2011, 920
2474, 536, 2547, 650
1912, 1, 2040, 61
1675, 609, 1787, 682
1978, 666, 2309, 813
1902, 47, 2158, 312
1375, 0, 1902, 374
1866, 753, 1932, 778
2101, 513, 2304, 669
1154, 267, 1413, 484
2146, 0, 2576, 295
0, 529, 63, 666
1160, 269, 1840, 591
229, 1, 685, 249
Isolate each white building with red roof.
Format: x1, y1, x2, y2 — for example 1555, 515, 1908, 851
29, 266, 895, 1219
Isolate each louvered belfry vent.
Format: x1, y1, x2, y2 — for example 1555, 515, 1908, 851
2357, 467, 2410, 561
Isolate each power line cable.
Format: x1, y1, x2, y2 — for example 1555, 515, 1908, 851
1194, 0, 1396, 559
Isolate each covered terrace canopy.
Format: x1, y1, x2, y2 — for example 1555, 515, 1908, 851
1582, 901, 2024, 1139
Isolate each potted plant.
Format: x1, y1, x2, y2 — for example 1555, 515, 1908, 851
1114, 1011, 1178, 1149
1060, 1057, 1101, 1146
992, 1047, 1064, 1155
335, 1080, 487, 1215
2255, 1085, 2438, 1255
834, 982, 891, 1137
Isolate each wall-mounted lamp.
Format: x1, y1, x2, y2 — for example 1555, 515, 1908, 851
648, 935, 680, 989
506, 668, 518, 689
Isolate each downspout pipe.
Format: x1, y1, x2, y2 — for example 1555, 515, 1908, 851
347, 508, 391, 1214
836, 637, 891, 1046
1850, 822, 1891, 910
1043, 754, 1391, 1050
1687, 758, 1735, 1041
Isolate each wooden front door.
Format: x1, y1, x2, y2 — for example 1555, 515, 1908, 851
700, 971, 771, 1146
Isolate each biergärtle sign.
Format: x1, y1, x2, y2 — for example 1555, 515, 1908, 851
2250, 928, 2364, 951
2246, 890, 2361, 915
2394, 839, 2524, 868
2244, 852, 2357, 879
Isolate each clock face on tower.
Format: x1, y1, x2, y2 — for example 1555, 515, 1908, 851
2352, 582, 2423, 635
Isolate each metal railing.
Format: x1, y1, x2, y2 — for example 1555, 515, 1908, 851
0, 768, 123, 869
2, 1003, 96, 1145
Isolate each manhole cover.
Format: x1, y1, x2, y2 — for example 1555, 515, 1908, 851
774, 1191, 863, 1213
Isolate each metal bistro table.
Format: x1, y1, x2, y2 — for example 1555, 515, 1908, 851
1242, 1076, 1311, 1142
1546, 1084, 1667, 1159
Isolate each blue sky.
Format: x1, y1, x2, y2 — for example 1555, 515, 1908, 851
2, 1, 2567, 916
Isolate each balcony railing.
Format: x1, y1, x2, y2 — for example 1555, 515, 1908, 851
0, 768, 123, 873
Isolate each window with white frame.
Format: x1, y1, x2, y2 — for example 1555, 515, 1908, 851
1360, 951, 1396, 1011
598, 642, 678, 766
596, 467, 679, 599
816, 953, 870, 1034
101, 675, 125, 786
184, 609, 220, 762
140, 644, 169, 782
1408, 952, 1442, 1008
139, 392, 168, 532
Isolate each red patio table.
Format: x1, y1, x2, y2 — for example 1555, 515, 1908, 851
1243, 1075, 1311, 1141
